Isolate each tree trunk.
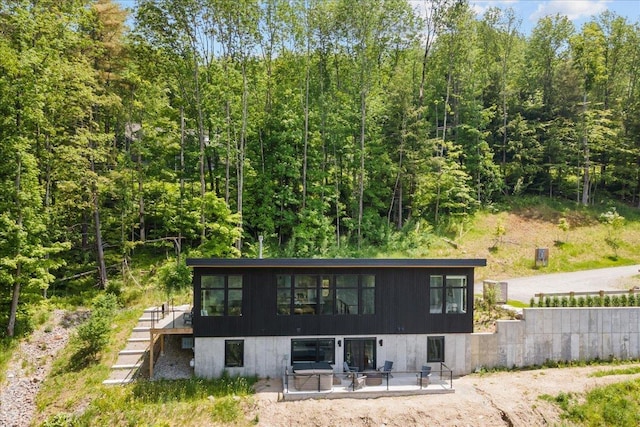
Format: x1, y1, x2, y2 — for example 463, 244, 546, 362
581, 92, 590, 206
138, 151, 145, 242
357, 89, 366, 249
236, 61, 248, 251
6, 154, 22, 337
92, 157, 108, 289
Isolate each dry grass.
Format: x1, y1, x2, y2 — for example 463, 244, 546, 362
429, 204, 640, 281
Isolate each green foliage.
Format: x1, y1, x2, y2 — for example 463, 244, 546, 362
131, 375, 255, 403
599, 208, 625, 258
552, 379, 640, 426
158, 260, 192, 297
71, 294, 119, 366
41, 413, 78, 427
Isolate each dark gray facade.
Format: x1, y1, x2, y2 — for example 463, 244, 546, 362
187, 258, 486, 338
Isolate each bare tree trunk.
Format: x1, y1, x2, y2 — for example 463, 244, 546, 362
138, 150, 145, 242
178, 107, 185, 263
6, 154, 22, 337
236, 61, 248, 251
302, 50, 310, 210
91, 156, 107, 289
581, 92, 590, 206
357, 89, 366, 249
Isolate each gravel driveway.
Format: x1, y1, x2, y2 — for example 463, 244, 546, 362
476, 264, 640, 303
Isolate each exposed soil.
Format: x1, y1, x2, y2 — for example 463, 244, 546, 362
249, 364, 640, 427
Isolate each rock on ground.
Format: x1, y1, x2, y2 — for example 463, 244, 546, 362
0, 310, 82, 427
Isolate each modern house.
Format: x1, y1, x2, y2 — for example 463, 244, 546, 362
185, 258, 487, 379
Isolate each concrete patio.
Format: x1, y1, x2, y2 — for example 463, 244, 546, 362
282, 369, 455, 400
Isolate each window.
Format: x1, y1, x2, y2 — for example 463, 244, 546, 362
294, 275, 317, 315
277, 274, 375, 316
277, 275, 292, 315
344, 338, 376, 371
200, 275, 243, 316
291, 339, 335, 364
429, 276, 443, 314
446, 276, 467, 313
427, 336, 445, 362
430, 274, 467, 314
361, 275, 375, 314
225, 340, 244, 367
336, 275, 358, 314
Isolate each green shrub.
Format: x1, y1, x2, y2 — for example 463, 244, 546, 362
586, 295, 594, 307
577, 297, 585, 307
41, 412, 77, 427
72, 293, 119, 365
545, 296, 551, 307
628, 294, 636, 306
604, 295, 611, 307
620, 294, 627, 307
561, 297, 568, 307
552, 296, 560, 307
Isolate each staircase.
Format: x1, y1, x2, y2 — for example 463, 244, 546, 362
103, 304, 192, 385
102, 308, 156, 385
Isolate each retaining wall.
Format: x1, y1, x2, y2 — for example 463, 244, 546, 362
468, 307, 640, 373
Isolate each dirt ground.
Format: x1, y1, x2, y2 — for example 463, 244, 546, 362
248, 364, 640, 426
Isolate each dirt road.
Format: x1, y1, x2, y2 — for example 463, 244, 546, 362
476, 264, 640, 303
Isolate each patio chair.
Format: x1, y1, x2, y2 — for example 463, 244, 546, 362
378, 360, 393, 378
417, 365, 431, 386
343, 361, 358, 373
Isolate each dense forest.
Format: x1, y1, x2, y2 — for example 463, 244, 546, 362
1, 0, 639, 336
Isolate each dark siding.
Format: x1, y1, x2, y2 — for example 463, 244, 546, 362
193, 265, 476, 337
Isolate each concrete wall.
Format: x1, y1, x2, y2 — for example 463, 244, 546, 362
467, 307, 640, 373
194, 334, 469, 379
194, 308, 640, 378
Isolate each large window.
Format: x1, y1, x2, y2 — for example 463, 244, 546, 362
200, 275, 242, 316
344, 338, 376, 371
427, 336, 445, 362
446, 276, 467, 313
225, 340, 244, 367
429, 275, 467, 314
291, 338, 335, 364
277, 274, 375, 316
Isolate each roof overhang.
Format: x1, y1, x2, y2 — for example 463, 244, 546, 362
186, 258, 487, 269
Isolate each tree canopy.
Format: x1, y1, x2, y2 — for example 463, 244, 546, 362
1, 0, 639, 335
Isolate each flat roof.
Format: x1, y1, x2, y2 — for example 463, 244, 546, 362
186, 258, 486, 268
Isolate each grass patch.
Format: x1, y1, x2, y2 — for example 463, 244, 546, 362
130, 374, 256, 403
506, 300, 528, 308
40, 376, 257, 426
0, 337, 18, 383
590, 366, 640, 378
545, 379, 640, 426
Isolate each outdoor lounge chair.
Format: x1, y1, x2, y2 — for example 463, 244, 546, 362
343, 361, 358, 373
417, 365, 431, 386
378, 360, 393, 378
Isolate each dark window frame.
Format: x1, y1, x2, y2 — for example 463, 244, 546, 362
225, 339, 244, 367
277, 274, 375, 316
429, 274, 468, 314
343, 337, 377, 371
200, 274, 243, 317
427, 336, 445, 362
291, 338, 336, 364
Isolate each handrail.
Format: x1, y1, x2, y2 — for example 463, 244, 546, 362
439, 362, 453, 389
